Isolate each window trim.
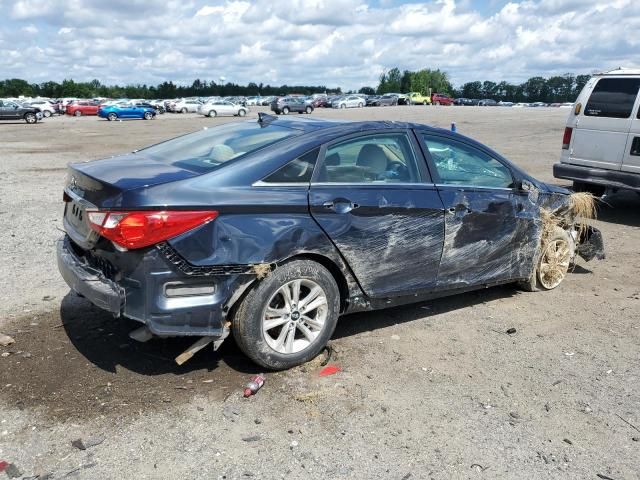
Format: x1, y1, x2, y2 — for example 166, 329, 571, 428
255, 147, 320, 187
418, 131, 516, 190
311, 129, 433, 185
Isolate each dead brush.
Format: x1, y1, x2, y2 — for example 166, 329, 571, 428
568, 192, 597, 237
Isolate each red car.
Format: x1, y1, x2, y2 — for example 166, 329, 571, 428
431, 93, 454, 106
66, 101, 101, 116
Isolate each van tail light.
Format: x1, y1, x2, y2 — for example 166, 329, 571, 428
562, 127, 573, 150
86, 210, 218, 250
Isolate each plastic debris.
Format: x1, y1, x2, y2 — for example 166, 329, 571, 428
3, 463, 22, 479
506, 328, 517, 335
243, 375, 265, 397
319, 365, 341, 377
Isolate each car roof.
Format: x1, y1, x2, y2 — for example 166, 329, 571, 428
598, 67, 640, 76
256, 113, 455, 137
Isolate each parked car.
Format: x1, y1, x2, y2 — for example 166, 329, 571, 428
478, 99, 498, 106
98, 104, 156, 121
0, 99, 42, 123
454, 98, 472, 106
270, 97, 314, 114
26, 100, 56, 117
332, 95, 365, 109
198, 100, 249, 117
377, 94, 399, 106
554, 68, 640, 195
66, 101, 101, 116
530, 102, 548, 108
172, 99, 202, 113
498, 101, 514, 107
57, 114, 604, 370
311, 97, 330, 108
407, 92, 431, 105
431, 94, 454, 106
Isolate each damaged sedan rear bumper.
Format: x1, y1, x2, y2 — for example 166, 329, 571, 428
57, 236, 124, 315
56, 235, 250, 337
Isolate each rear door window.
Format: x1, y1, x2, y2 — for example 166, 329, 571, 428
585, 78, 640, 118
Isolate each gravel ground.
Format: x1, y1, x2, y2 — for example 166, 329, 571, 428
0, 107, 639, 479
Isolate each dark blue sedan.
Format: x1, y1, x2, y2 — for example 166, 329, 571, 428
57, 114, 603, 369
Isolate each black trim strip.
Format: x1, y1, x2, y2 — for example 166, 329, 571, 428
156, 242, 260, 276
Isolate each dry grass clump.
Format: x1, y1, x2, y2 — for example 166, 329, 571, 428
252, 263, 272, 279
569, 191, 597, 221
540, 192, 597, 243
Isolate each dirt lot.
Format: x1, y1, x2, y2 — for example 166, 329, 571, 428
0, 107, 639, 479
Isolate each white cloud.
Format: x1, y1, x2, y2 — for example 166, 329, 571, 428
0, 0, 639, 89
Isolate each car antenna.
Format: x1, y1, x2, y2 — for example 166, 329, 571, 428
258, 112, 277, 126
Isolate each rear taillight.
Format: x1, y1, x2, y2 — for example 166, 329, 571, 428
562, 127, 573, 150
86, 210, 218, 249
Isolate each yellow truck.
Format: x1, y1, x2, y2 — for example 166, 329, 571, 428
407, 92, 431, 105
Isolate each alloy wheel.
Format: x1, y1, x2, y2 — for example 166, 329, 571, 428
262, 279, 328, 354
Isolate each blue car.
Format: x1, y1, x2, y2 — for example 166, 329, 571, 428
98, 103, 156, 121
57, 114, 604, 369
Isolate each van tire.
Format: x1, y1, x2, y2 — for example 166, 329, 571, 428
572, 181, 605, 197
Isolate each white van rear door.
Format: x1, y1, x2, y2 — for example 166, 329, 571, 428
570, 77, 640, 170
621, 93, 640, 174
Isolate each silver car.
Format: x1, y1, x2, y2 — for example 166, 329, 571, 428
198, 100, 249, 118
332, 95, 366, 109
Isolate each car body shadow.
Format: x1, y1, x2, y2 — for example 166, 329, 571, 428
60, 293, 260, 376
597, 191, 640, 227
333, 284, 519, 339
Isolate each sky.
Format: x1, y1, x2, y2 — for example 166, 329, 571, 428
0, 0, 637, 90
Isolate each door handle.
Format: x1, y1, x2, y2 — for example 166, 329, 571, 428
323, 199, 359, 214
448, 205, 472, 214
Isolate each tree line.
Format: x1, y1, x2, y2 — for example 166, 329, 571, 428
0, 78, 338, 99
0, 71, 590, 103
370, 67, 590, 103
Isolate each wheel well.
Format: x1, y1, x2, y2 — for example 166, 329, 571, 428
281, 253, 350, 313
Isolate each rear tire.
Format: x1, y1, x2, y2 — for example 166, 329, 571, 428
143, 111, 153, 120
518, 226, 572, 292
43, 110, 52, 118
24, 113, 37, 124
572, 181, 605, 197
181, 107, 187, 113
232, 260, 340, 370
238, 109, 246, 117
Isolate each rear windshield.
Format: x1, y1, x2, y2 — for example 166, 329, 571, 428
585, 78, 640, 118
138, 122, 301, 172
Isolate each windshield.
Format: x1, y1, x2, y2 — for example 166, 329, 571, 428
138, 122, 301, 172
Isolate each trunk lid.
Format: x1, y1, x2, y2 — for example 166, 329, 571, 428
64, 153, 200, 249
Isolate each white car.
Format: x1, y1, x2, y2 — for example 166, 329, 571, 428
198, 100, 249, 118
332, 95, 366, 109
27, 100, 56, 117
173, 99, 202, 113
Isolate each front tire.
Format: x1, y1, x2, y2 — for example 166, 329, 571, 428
143, 111, 153, 120
208, 110, 217, 118
107, 112, 117, 121
519, 226, 572, 292
43, 110, 52, 118
282, 107, 290, 115
238, 109, 246, 117
74, 110, 82, 117
305, 106, 312, 114
181, 107, 188, 114
232, 260, 340, 370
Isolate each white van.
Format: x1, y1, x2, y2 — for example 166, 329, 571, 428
554, 68, 640, 194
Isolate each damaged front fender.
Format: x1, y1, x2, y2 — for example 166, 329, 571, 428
576, 226, 605, 262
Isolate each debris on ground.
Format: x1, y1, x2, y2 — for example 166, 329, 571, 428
596, 474, 616, 480
71, 435, 105, 450
0, 335, 14, 347
243, 375, 265, 398
223, 406, 240, 421
0, 462, 6, 473
391, 334, 400, 340
563, 438, 573, 445
242, 435, 261, 442
506, 328, 517, 335
175, 336, 214, 365
319, 365, 341, 377
2, 463, 22, 479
